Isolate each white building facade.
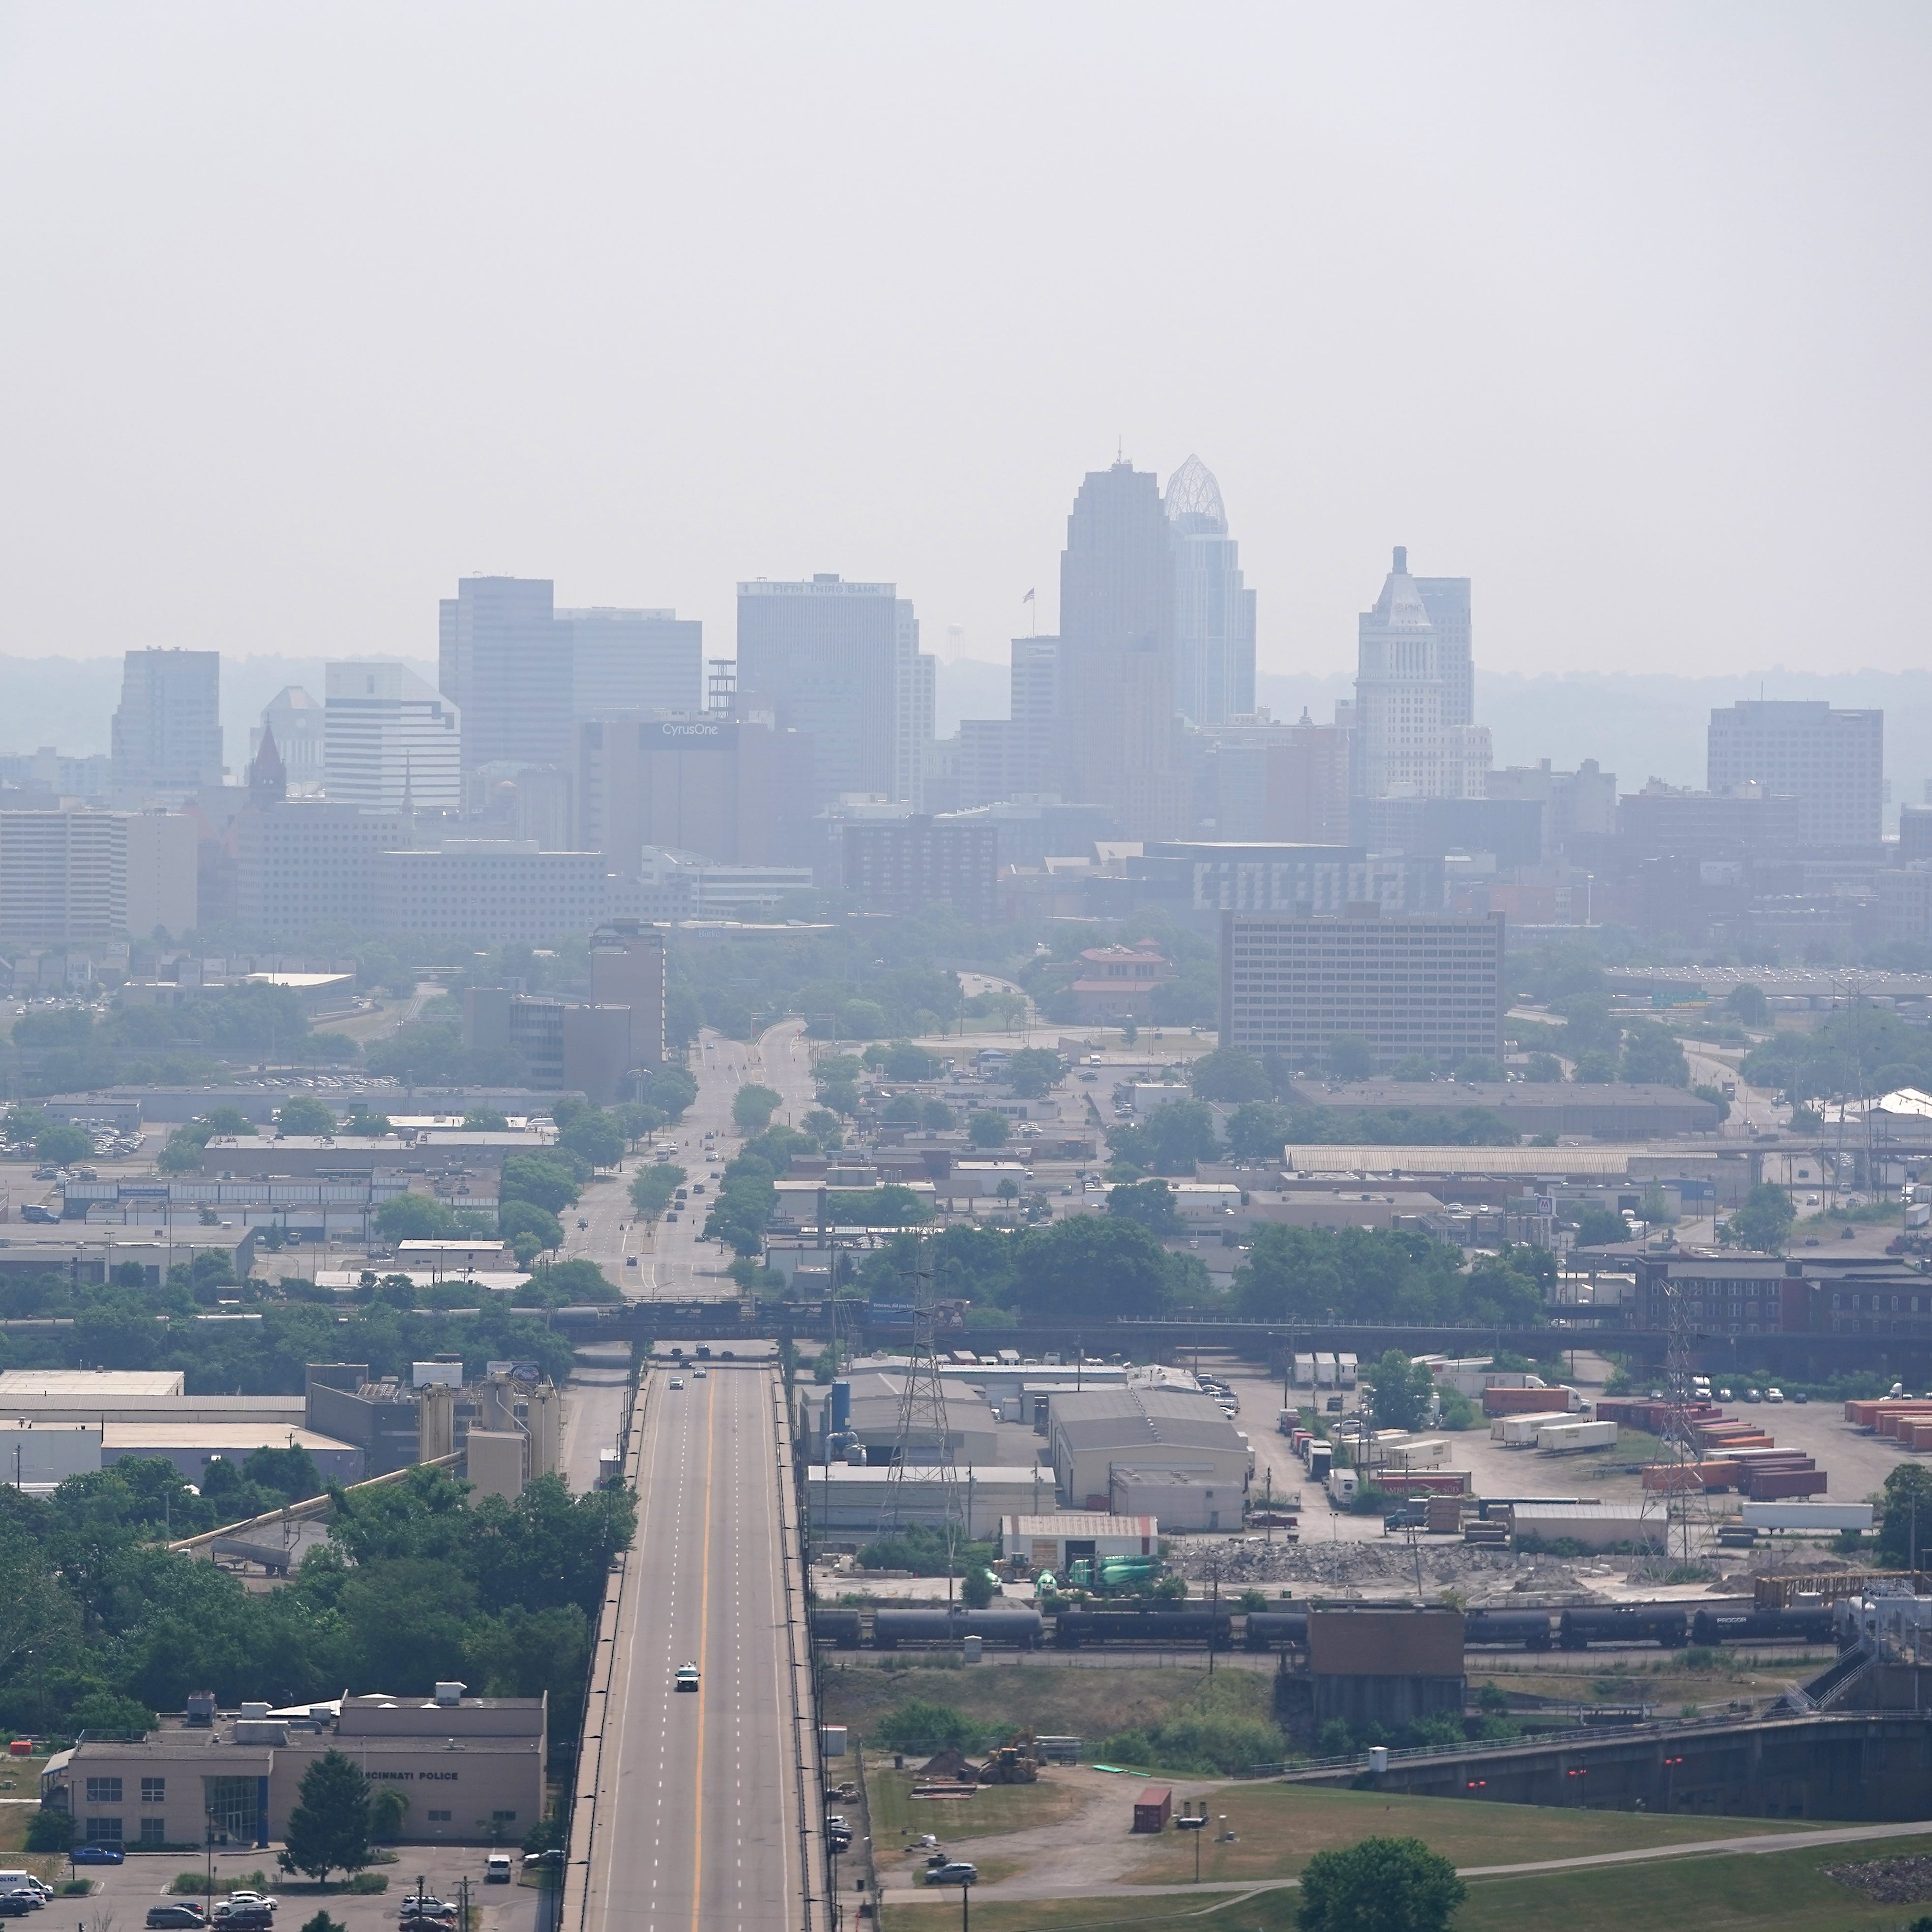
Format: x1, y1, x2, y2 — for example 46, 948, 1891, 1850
325, 662, 462, 812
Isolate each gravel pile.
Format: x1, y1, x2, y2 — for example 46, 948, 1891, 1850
1169, 1537, 1606, 1601
1821, 1856, 1932, 1903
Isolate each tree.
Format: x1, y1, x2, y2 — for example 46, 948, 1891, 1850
374, 1193, 458, 1241
1729, 1182, 1795, 1253
628, 1165, 684, 1221
1008, 1216, 1176, 1321
500, 1198, 565, 1250
921, 1099, 956, 1132
560, 1110, 625, 1170
33, 1121, 93, 1166
1325, 1034, 1373, 1080
1189, 1047, 1271, 1102
967, 1111, 1010, 1148
1877, 1462, 1932, 1568
1619, 1020, 1690, 1087
646, 1064, 698, 1120
1522, 1052, 1564, 1083
280, 1749, 372, 1884
1002, 1048, 1064, 1099
1571, 1206, 1630, 1248
276, 1096, 338, 1137
1107, 1178, 1183, 1233
203, 1106, 258, 1137
1134, 1098, 1219, 1175
733, 1084, 782, 1132
1727, 983, 1770, 1026
1225, 1101, 1295, 1160
344, 1106, 392, 1136
501, 1152, 582, 1215
464, 1104, 510, 1131
1365, 1351, 1434, 1433
1572, 1049, 1620, 1083
1296, 1836, 1466, 1932
538, 1258, 619, 1304
880, 1040, 943, 1081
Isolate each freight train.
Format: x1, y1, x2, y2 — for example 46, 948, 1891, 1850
809, 1602, 1842, 1654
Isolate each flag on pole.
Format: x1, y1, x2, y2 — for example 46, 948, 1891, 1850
1022, 588, 1035, 603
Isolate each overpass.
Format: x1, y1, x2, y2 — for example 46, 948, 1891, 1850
563, 1353, 827, 1932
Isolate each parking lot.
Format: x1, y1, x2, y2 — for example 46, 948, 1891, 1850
40, 1847, 547, 1932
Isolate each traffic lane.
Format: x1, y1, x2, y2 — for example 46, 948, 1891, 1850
592, 1366, 799, 1932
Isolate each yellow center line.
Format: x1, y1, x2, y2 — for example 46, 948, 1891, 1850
690, 1370, 717, 1932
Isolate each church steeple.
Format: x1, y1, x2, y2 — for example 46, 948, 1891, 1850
248, 722, 286, 805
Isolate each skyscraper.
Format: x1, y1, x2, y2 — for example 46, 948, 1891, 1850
1164, 455, 1256, 725
558, 607, 704, 719
111, 650, 223, 799
438, 576, 572, 777
1706, 700, 1884, 848
736, 574, 928, 804
250, 687, 326, 796
325, 661, 463, 812
1056, 460, 1187, 838
1352, 547, 1488, 801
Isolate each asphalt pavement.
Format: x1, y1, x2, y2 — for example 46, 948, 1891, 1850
576, 1361, 813, 1932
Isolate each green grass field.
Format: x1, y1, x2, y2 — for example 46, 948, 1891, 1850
1121, 1783, 1815, 1886
866, 1766, 1093, 1844
892, 1830, 1932, 1932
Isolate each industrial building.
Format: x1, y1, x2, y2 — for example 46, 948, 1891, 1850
303, 1363, 560, 1489
1046, 1387, 1249, 1512
999, 1514, 1158, 1572
44, 1687, 545, 1848
802, 1371, 999, 1466
1286, 1079, 1721, 1139
803, 1464, 1043, 1541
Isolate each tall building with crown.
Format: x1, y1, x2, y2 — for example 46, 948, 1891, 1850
1164, 455, 1256, 725
1055, 459, 1189, 838
1352, 547, 1487, 801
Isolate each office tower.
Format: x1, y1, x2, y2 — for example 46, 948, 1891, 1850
1010, 635, 1060, 795
558, 608, 703, 719
841, 816, 1000, 923
1266, 713, 1352, 843
1057, 461, 1187, 838
1707, 700, 1884, 847
737, 575, 922, 804
438, 576, 572, 777
1487, 759, 1619, 855
0, 809, 197, 944
588, 918, 667, 1068
1164, 455, 1257, 725
1220, 908, 1506, 1067
374, 843, 606, 942
1352, 547, 1488, 801
575, 714, 815, 872
235, 801, 407, 931
250, 687, 325, 796
901, 643, 936, 807
325, 662, 462, 812
1414, 576, 1473, 727
955, 719, 1013, 812
111, 650, 223, 799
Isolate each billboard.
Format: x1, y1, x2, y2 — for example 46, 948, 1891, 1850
638, 719, 735, 752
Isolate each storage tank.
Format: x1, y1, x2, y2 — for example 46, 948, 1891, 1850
811, 1607, 863, 1650
1053, 1607, 1232, 1649
1242, 1611, 1309, 1652
1463, 1609, 1554, 1650
872, 1606, 1043, 1649
1558, 1606, 1688, 1650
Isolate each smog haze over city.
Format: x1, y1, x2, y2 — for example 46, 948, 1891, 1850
9, 17, 1932, 1930
2, 4, 1927, 684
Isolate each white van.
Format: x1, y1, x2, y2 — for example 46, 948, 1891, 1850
484, 1854, 512, 1885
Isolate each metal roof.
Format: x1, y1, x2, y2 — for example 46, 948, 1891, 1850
1285, 1145, 1635, 1176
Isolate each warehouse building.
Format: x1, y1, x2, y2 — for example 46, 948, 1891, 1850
42, 1687, 544, 1848
1047, 1388, 1250, 1512
804, 1463, 1043, 1540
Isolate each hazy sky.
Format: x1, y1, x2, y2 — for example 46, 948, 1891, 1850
3, 4, 1928, 686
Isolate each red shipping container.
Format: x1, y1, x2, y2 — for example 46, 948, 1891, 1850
1483, 1387, 1573, 1417
1132, 1788, 1173, 1833
1745, 1468, 1828, 1499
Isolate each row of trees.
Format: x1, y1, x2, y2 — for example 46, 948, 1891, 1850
0, 1463, 634, 1745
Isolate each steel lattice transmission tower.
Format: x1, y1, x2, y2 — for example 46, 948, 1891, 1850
879, 1236, 963, 1590
1659, 1279, 1719, 1565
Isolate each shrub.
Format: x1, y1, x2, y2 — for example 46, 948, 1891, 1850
877, 1699, 983, 1755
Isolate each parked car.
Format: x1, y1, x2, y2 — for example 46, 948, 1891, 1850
484, 1856, 512, 1885
2, 1890, 43, 1914
212, 1914, 270, 1932
0, 1900, 34, 1920
70, 1847, 125, 1866
397, 1902, 457, 1923
925, 1863, 977, 1887
521, 1851, 563, 1870
148, 1909, 209, 1929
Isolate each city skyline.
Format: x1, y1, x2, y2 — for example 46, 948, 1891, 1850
3, 9, 1927, 684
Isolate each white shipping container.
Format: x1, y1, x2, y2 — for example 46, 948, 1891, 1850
1315, 1353, 1338, 1388
1500, 1414, 1556, 1446
1337, 1353, 1359, 1389
1537, 1420, 1619, 1454
1740, 1502, 1875, 1533
1382, 1437, 1452, 1468
1293, 1354, 1316, 1387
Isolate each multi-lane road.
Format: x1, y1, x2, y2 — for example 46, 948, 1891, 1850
575, 1358, 820, 1932
559, 1021, 817, 1302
